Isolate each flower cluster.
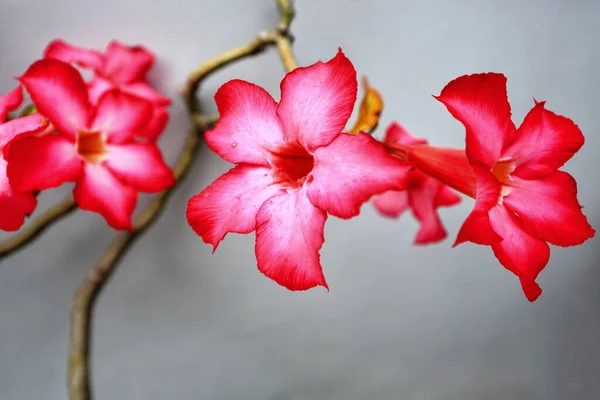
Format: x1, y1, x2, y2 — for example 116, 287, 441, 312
1, 40, 174, 231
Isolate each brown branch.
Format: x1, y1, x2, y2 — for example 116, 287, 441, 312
67, 1, 298, 399
0, 196, 77, 260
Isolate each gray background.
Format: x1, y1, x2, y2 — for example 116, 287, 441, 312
1, 0, 599, 399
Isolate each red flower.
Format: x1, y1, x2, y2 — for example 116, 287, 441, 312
409, 73, 594, 301
5, 60, 175, 230
44, 39, 170, 141
373, 123, 461, 244
0, 86, 48, 231
186, 50, 410, 290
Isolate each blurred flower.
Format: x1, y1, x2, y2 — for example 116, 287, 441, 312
6, 60, 174, 230
44, 39, 170, 141
187, 50, 410, 291
0, 86, 48, 231
373, 123, 461, 244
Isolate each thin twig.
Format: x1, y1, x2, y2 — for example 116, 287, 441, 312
0, 196, 77, 260
67, 1, 298, 399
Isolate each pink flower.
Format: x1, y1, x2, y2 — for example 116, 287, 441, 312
373, 123, 461, 244
186, 50, 410, 290
44, 39, 170, 141
408, 73, 595, 301
0, 86, 48, 231
5, 59, 175, 230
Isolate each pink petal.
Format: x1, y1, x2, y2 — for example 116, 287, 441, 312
87, 76, 115, 105
504, 102, 585, 179
435, 73, 516, 167
409, 179, 448, 244
90, 90, 153, 144
0, 114, 48, 147
489, 205, 550, 302
141, 107, 169, 142
104, 143, 174, 192
43, 39, 104, 71
186, 165, 283, 250
206, 79, 285, 166
454, 165, 503, 246
383, 122, 428, 146
73, 164, 137, 230
308, 132, 411, 219
503, 171, 595, 247
435, 186, 462, 207
19, 59, 91, 139
6, 134, 81, 192
372, 190, 409, 218
0, 158, 37, 231
102, 41, 154, 84
122, 82, 171, 106
0, 86, 23, 121
277, 49, 357, 151
255, 188, 328, 291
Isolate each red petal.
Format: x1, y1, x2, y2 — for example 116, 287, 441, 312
104, 143, 174, 192
122, 82, 171, 106
186, 165, 283, 249
503, 171, 594, 246
6, 135, 81, 192
73, 164, 137, 230
0, 114, 48, 147
308, 132, 411, 219
19, 59, 91, 138
435, 73, 516, 167
454, 165, 503, 246
255, 188, 328, 291
87, 76, 115, 105
102, 41, 154, 84
44, 39, 104, 71
0, 159, 37, 231
489, 205, 550, 302
0, 86, 23, 121
90, 90, 153, 144
277, 49, 357, 151
409, 178, 448, 245
140, 107, 169, 142
383, 122, 428, 146
504, 102, 585, 179
435, 186, 462, 207
206, 80, 285, 166
372, 190, 409, 218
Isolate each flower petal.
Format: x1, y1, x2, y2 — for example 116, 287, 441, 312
102, 41, 154, 84
0, 86, 23, 121
435, 73, 516, 167
90, 90, 153, 143
73, 164, 137, 230
186, 165, 283, 250
44, 39, 104, 71
87, 76, 115, 105
409, 178, 448, 244
6, 134, 81, 192
308, 132, 411, 219
141, 107, 169, 142
104, 143, 174, 192
489, 205, 550, 302
277, 49, 357, 151
0, 159, 37, 231
383, 122, 428, 146
372, 190, 409, 218
0, 114, 48, 147
454, 165, 503, 246
206, 79, 285, 166
122, 82, 171, 106
504, 102, 585, 179
503, 171, 594, 247
19, 59, 91, 138
255, 188, 328, 291
435, 186, 462, 207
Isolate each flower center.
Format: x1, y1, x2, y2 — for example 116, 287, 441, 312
76, 130, 107, 163
491, 159, 515, 203
270, 141, 314, 187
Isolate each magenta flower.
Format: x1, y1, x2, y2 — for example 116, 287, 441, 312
186, 50, 410, 290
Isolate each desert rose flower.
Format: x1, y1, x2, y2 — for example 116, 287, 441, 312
187, 50, 411, 290
5, 59, 175, 230
44, 39, 170, 141
373, 122, 461, 244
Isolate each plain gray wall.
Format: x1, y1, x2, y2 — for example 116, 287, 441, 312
1, 0, 599, 399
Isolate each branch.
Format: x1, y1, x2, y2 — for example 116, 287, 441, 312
67, 1, 298, 399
